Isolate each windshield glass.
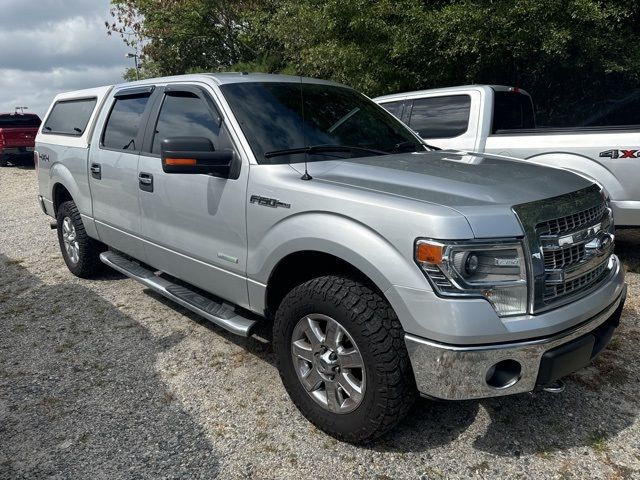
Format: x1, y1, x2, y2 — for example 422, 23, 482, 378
220, 81, 424, 164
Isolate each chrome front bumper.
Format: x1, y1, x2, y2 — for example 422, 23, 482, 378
405, 282, 626, 401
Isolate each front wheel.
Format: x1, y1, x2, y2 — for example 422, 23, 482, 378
273, 275, 417, 442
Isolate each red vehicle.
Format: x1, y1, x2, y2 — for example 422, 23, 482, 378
0, 113, 41, 166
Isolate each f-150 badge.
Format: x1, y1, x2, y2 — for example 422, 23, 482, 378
599, 149, 639, 159
250, 195, 290, 209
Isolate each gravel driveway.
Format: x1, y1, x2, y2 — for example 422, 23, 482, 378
1, 166, 639, 479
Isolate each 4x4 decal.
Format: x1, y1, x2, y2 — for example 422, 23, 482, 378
599, 149, 639, 159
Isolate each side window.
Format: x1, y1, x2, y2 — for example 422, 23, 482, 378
102, 94, 151, 151
42, 98, 96, 136
408, 95, 471, 139
492, 91, 535, 132
151, 91, 230, 154
379, 100, 404, 120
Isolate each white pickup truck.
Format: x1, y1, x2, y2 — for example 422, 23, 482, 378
375, 85, 640, 227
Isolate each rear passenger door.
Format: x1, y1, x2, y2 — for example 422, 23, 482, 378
405, 94, 476, 151
136, 84, 250, 309
88, 86, 155, 261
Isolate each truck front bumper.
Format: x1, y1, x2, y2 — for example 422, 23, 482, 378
404, 273, 626, 401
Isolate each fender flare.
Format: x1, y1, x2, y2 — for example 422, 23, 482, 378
248, 212, 431, 312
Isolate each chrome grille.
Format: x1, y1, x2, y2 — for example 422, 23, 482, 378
513, 185, 614, 313
537, 203, 607, 236
535, 199, 612, 306
543, 244, 585, 270
544, 261, 609, 301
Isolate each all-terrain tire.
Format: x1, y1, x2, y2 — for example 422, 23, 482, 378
56, 200, 106, 278
273, 275, 417, 442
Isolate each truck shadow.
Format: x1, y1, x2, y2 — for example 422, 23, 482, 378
0, 254, 220, 478
615, 228, 640, 272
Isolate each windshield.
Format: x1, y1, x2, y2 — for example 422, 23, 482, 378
220, 81, 425, 164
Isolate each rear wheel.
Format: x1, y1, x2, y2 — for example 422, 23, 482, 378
273, 275, 417, 442
56, 201, 105, 278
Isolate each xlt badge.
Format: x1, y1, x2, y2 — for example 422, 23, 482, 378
250, 195, 290, 209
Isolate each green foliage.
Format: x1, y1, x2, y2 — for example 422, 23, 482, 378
108, 0, 640, 124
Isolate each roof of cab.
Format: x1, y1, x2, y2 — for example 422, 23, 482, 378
374, 84, 530, 102
112, 72, 347, 90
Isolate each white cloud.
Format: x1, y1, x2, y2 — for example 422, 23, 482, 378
0, 0, 132, 118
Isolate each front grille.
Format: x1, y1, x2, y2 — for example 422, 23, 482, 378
536, 200, 612, 306
544, 261, 609, 301
513, 185, 614, 312
537, 203, 607, 236
543, 244, 586, 270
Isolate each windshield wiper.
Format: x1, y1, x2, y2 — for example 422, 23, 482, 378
264, 144, 389, 159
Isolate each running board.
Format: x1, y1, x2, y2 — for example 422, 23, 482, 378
100, 251, 257, 337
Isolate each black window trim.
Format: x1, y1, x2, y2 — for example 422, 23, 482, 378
378, 99, 406, 122
41, 96, 97, 137
406, 94, 472, 139
140, 84, 226, 158
99, 86, 157, 155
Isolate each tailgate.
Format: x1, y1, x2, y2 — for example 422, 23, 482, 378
1, 127, 38, 148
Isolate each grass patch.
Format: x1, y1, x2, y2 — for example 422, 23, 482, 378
588, 430, 610, 453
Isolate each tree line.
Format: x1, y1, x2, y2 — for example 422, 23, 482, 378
107, 0, 640, 126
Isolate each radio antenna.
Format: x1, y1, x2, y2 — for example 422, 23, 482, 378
299, 76, 312, 181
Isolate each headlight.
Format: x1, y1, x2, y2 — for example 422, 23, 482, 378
414, 239, 528, 316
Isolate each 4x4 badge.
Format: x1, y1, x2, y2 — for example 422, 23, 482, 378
599, 149, 638, 159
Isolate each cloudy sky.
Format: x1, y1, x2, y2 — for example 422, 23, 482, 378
0, 0, 132, 118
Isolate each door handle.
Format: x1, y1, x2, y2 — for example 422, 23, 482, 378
90, 163, 101, 180
138, 172, 153, 192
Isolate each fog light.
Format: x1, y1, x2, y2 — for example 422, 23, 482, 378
486, 359, 522, 389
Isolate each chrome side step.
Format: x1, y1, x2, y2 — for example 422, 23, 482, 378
100, 250, 258, 337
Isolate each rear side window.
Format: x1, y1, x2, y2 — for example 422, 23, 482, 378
492, 91, 535, 133
379, 100, 404, 120
102, 94, 151, 151
42, 99, 96, 136
151, 92, 227, 154
408, 95, 471, 138
0, 114, 41, 128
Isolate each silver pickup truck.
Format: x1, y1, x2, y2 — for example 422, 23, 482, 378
35, 74, 626, 442
375, 85, 640, 228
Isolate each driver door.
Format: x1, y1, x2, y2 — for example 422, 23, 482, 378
137, 84, 250, 308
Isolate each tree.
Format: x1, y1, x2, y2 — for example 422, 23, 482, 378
106, 0, 258, 79
108, 0, 640, 124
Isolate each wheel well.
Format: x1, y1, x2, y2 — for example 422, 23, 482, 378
265, 251, 381, 316
52, 183, 73, 215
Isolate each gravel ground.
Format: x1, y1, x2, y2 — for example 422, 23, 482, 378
1, 165, 639, 479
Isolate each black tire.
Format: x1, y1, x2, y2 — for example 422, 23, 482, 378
0, 155, 8, 167
273, 275, 417, 442
56, 200, 106, 278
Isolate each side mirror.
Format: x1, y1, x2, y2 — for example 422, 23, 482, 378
160, 136, 235, 177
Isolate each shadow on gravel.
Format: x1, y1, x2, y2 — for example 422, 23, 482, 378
0, 254, 220, 478
143, 289, 274, 365
615, 228, 640, 273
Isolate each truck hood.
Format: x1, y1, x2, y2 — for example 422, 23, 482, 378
304, 150, 593, 238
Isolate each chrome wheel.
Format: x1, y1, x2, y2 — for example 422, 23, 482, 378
61, 216, 80, 264
291, 313, 366, 414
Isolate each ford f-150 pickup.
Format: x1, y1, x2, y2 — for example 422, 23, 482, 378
375, 85, 640, 228
35, 74, 626, 442
0, 112, 40, 166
